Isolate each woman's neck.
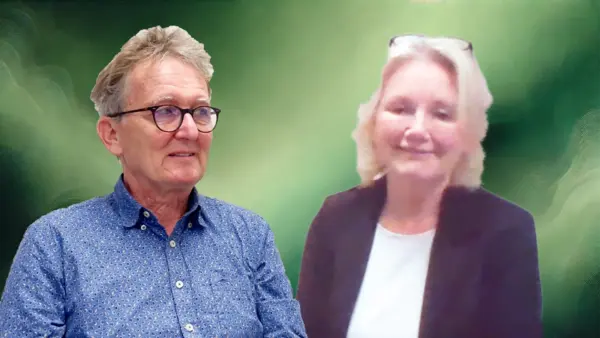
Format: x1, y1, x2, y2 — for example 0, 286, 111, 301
380, 174, 448, 234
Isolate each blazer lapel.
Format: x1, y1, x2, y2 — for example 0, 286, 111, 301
330, 178, 387, 336
418, 187, 485, 338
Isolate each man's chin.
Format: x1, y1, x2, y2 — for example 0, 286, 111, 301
165, 171, 203, 187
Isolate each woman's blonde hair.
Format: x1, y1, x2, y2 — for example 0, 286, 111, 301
351, 37, 493, 189
90, 25, 214, 116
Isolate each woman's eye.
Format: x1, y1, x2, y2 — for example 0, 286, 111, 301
436, 109, 448, 116
434, 108, 454, 120
390, 105, 411, 114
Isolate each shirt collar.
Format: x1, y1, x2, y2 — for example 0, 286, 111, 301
112, 175, 203, 228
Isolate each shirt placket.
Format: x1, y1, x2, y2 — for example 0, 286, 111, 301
164, 230, 202, 337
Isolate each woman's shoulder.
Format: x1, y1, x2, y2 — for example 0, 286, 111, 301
452, 187, 535, 234
439, 187, 537, 259
473, 188, 532, 220
319, 183, 382, 214
323, 178, 387, 208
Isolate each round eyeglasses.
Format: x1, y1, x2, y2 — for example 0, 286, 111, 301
106, 105, 221, 133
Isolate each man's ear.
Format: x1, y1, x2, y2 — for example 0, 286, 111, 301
97, 116, 123, 157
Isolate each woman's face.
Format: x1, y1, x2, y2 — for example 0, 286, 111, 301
373, 58, 469, 183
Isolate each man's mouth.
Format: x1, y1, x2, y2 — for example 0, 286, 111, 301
169, 152, 196, 157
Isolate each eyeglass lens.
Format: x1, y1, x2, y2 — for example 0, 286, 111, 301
153, 106, 217, 132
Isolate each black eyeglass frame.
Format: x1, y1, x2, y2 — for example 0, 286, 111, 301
106, 105, 221, 133
388, 34, 473, 52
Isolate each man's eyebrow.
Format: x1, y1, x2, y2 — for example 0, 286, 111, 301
149, 96, 210, 106
194, 97, 210, 106
150, 95, 175, 106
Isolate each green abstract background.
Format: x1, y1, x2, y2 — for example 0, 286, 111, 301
1, 0, 599, 336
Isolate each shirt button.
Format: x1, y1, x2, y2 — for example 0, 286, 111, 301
143, 211, 150, 218
140, 224, 147, 231
175, 280, 184, 289
187, 222, 193, 229
169, 240, 176, 248
184, 323, 194, 332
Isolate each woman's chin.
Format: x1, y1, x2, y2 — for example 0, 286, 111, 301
389, 162, 443, 181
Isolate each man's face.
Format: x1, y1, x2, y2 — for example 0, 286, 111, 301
99, 56, 213, 192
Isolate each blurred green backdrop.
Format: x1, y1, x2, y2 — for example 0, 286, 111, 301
1, 0, 599, 337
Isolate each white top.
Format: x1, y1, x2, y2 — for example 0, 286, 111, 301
346, 223, 435, 338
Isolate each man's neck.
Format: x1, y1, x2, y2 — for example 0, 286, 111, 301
123, 174, 191, 235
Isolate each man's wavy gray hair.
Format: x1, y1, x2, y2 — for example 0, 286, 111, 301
90, 25, 214, 116
351, 37, 493, 189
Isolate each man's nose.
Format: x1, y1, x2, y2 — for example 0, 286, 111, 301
175, 113, 199, 139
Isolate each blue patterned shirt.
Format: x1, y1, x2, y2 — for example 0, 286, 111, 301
0, 177, 306, 337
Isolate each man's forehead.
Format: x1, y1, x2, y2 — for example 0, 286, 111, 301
125, 83, 211, 108
128, 57, 209, 88
149, 94, 210, 106
126, 59, 211, 106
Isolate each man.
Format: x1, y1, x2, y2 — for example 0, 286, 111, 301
0, 26, 307, 337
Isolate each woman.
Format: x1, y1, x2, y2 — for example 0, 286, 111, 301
296, 35, 542, 338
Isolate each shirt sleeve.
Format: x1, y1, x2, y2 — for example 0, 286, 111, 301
253, 221, 307, 338
0, 219, 67, 337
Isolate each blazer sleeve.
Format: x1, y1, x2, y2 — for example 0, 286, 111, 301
480, 211, 543, 338
296, 197, 333, 337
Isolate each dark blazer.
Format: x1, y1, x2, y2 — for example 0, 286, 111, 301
296, 177, 543, 338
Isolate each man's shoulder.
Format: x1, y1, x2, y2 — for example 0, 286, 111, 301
198, 195, 270, 231
28, 195, 113, 234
